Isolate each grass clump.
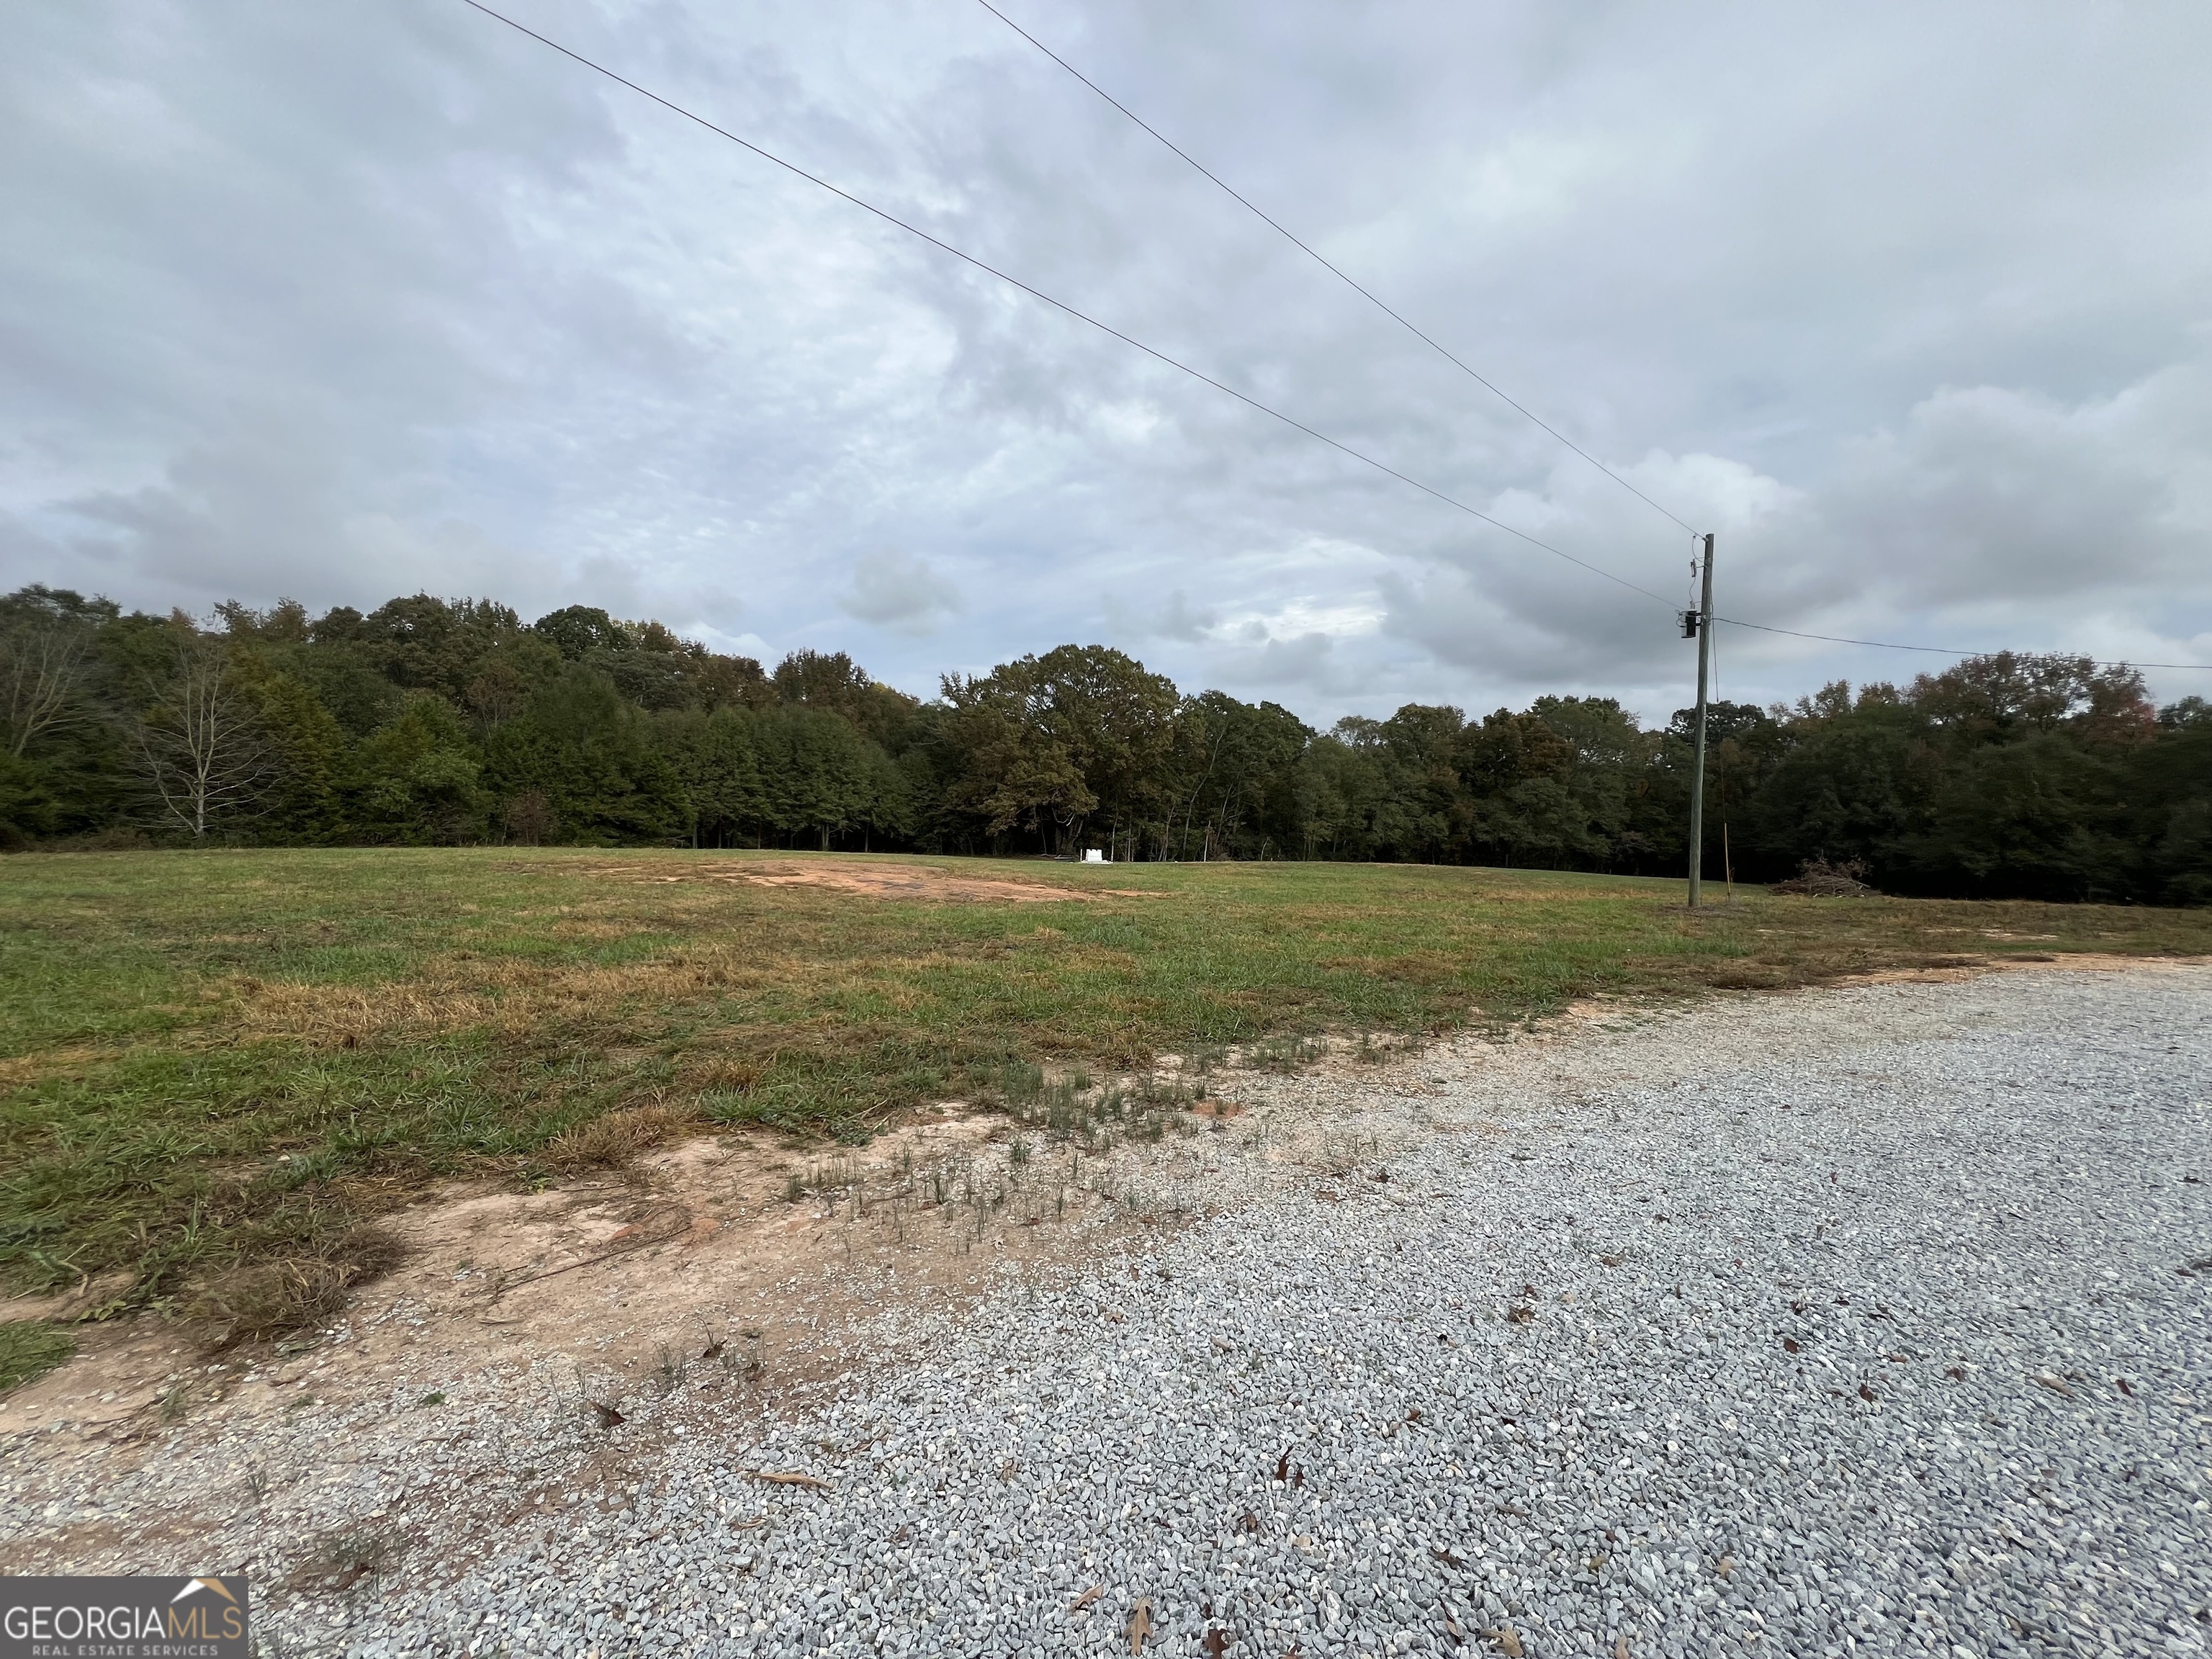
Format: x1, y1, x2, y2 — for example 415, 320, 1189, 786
183, 1223, 405, 1350
0, 1319, 74, 1395
541, 1099, 696, 1174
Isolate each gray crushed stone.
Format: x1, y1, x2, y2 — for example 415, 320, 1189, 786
30, 968, 2212, 1656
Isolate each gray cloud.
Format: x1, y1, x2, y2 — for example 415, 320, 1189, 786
837, 549, 963, 633
1102, 588, 1215, 644
7, 0, 2211, 720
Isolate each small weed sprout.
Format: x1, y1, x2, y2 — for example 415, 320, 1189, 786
654, 1344, 686, 1395
310, 1528, 391, 1593
998, 1061, 1044, 1115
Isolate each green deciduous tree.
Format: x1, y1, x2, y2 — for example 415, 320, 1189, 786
483, 666, 685, 845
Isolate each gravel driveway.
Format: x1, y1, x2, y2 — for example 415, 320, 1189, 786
126, 968, 2212, 1655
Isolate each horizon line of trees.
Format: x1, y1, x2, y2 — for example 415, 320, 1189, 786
3, 585, 2208, 905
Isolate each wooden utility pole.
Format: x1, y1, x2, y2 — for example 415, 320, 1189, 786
1686, 532, 1715, 907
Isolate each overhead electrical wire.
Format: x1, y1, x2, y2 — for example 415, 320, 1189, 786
456, 0, 1671, 606
974, 0, 1699, 538
979, 4, 2212, 678
1713, 616, 2211, 673
458, 1, 2209, 676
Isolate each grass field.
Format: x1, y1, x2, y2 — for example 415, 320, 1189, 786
5, 847, 2209, 1334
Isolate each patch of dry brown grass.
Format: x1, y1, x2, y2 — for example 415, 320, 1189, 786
184, 1224, 406, 1350
541, 1101, 699, 1174
222, 948, 814, 1045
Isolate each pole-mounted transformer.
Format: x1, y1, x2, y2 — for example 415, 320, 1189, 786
1679, 609, 1701, 639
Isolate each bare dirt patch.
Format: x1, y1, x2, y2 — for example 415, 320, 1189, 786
0, 1030, 1457, 1599
611, 858, 1164, 905
0, 1056, 1306, 1470
1838, 950, 2212, 986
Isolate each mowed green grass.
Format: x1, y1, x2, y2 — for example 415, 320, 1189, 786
5, 846, 2209, 1314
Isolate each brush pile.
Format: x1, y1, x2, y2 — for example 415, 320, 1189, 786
1773, 858, 1875, 896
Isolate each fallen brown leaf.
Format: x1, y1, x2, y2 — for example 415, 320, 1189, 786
2116, 1377, 2134, 1397
1482, 1626, 1524, 1658
747, 1470, 830, 1489
1715, 1555, 1736, 1579
1614, 1638, 1632, 1659
1067, 1586, 1102, 1612
1857, 1383, 1876, 1403
1431, 1546, 1466, 1568
2036, 1375, 2077, 1400
1203, 1629, 1229, 1658
1782, 1337, 1801, 1354
1128, 1599, 1153, 1653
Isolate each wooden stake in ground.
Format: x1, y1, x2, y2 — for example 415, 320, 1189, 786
743, 1470, 830, 1489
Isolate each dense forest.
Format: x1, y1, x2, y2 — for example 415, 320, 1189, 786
2, 585, 2207, 904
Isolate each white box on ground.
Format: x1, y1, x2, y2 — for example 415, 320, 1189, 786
1082, 849, 1106, 863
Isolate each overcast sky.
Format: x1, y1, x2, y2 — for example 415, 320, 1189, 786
5, 1, 2209, 725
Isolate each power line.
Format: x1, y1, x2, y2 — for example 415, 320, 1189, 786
975, 6, 2212, 682
457, 3, 1671, 606
974, 0, 1699, 537
455, 0, 1673, 607
1714, 615, 2212, 673
459, 1, 2206, 678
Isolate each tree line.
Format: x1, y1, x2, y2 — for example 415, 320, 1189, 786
3, 584, 2207, 904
